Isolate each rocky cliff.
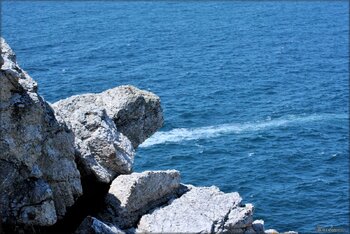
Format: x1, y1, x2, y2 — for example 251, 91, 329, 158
0, 38, 82, 227
0, 38, 296, 234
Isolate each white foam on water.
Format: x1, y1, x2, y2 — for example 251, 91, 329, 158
140, 113, 348, 148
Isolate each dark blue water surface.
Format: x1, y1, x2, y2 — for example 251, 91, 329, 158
2, 1, 349, 232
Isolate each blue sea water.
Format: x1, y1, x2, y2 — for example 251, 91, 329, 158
2, 1, 349, 232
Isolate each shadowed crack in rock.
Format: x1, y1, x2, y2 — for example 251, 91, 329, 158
46, 175, 110, 234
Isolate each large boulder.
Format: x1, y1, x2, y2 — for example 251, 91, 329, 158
99, 170, 182, 229
52, 94, 134, 183
53, 85, 163, 149
0, 38, 82, 226
137, 186, 254, 233
100, 86, 164, 148
52, 86, 163, 183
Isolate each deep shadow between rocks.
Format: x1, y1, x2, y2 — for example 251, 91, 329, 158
1, 174, 110, 234
46, 175, 110, 234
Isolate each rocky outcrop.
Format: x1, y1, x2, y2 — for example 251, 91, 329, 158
52, 86, 163, 183
1, 38, 295, 234
53, 85, 163, 149
75, 216, 124, 234
52, 95, 135, 183
100, 170, 182, 229
0, 38, 82, 226
100, 86, 164, 149
137, 186, 253, 233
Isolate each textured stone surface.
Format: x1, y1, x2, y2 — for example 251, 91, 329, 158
224, 203, 254, 232
53, 85, 163, 148
75, 216, 125, 234
100, 170, 181, 229
244, 227, 257, 234
101, 86, 163, 148
137, 186, 254, 233
252, 219, 265, 234
0, 38, 82, 226
52, 85, 163, 182
52, 95, 134, 183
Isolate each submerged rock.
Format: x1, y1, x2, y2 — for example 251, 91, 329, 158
0, 38, 82, 226
137, 186, 253, 233
100, 170, 181, 229
52, 86, 163, 182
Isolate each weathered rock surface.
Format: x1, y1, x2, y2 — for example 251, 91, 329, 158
252, 219, 265, 234
137, 186, 254, 233
75, 216, 125, 234
53, 85, 163, 149
52, 86, 163, 182
100, 86, 164, 148
0, 38, 82, 226
52, 95, 135, 183
100, 170, 181, 229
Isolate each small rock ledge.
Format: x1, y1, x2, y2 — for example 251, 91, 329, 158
0, 38, 296, 234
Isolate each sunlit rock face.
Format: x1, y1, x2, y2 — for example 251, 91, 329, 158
52, 85, 163, 183
0, 38, 82, 226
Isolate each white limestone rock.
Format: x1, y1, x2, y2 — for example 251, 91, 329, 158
137, 186, 253, 233
100, 86, 164, 148
52, 95, 134, 183
100, 170, 181, 229
52, 86, 163, 182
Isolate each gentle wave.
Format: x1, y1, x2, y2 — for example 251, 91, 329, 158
140, 113, 348, 148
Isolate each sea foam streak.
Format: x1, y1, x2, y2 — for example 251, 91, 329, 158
140, 113, 348, 148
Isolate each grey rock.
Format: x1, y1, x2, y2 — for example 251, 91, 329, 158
137, 186, 254, 233
53, 85, 163, 149
75, 216, 125, 234
52, 95, 134, 183
52, 86, 163, 182
101, 86, 163, 148
0, 46, 4, 68
245, 227, 257, 234
100, 170, 181, 229
265, 229, 279, 234
0, 38, 82, 226
252, 219, 265, 234
223, 203, 254, 232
